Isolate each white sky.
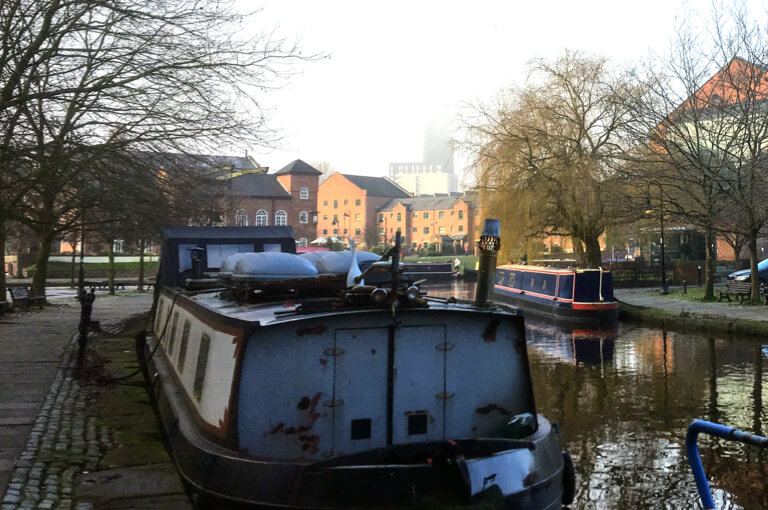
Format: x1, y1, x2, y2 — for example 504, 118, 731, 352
242, 0, 713, 181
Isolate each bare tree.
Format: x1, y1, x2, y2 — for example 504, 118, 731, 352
1, 0, 313, 296
462, 52, 637, 267
626, 4, 768, 301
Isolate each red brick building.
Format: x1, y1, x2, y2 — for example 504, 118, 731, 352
216, 159, 321, 248
377, 193, 481, 254
317, 173, 410, 248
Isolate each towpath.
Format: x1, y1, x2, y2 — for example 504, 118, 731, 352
0, 292, 191, 509
615, 287, 768, 322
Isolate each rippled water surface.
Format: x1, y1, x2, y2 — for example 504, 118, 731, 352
427, 281, 768, 509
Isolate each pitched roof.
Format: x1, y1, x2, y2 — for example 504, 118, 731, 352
227, 173, 290, 198
377, 194, 476, 212
342, 174, 411, 198
274, 159, 322, 176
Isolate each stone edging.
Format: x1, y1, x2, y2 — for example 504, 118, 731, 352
618, 302, 768, 337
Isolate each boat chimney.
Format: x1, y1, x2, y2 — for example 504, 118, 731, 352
189, 246, 205, 280
474, 219, 501, 308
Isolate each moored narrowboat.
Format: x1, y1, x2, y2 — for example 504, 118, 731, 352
140, 225, 574, 508
493, 264, 618, 326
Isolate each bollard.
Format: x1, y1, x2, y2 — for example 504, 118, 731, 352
77, 287, 96, 366
683, 278, 687, 294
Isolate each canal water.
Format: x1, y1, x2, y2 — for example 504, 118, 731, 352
426, 281, 768, 509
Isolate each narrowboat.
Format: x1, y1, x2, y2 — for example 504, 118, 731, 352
493, 265, 618, 326
139, 225, 574, 509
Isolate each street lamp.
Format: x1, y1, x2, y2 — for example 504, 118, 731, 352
645, 183, 668, 295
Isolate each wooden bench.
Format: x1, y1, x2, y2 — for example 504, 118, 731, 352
717, 280, 754, 304
9, 287, 45, 309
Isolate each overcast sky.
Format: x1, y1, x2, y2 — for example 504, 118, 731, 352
242, 1, 728, 182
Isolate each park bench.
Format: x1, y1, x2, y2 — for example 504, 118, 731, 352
9, 286, 45, 309
716, 280, 768, 305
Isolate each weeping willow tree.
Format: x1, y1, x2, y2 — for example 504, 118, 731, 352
463, 52, 638, 268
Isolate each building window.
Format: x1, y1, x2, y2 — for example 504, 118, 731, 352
313, 215, 317, 223
333, 214, 339, 224
413, 212, 418, 218
451, 210, 454, 216
275, 210, 287, 226
355, 213, 361, 221
355, 228, 361, 236
397, 212, 402, 221
333, 228, 338, 234
343, 228, 348, 235
255, 210, 268, 226
423, 227, 429, 234
112, 239, 124, 253
413, 227, 417, 233
298, 237, 308, 247
300, 187, 309, 200
334, 199, 338, 209
193, 333, 211, 401
451, 225, 455, 232
439, 211, 445, 219
323, 229, 328, 235
458, 210, 464, 220
459, 225, 464, 232
235, 209, 248, 226
299, 211, 309, 224
344, 199, 348, 205
396, 227, 401, 233
379, 228, 385, 235
323, 215, 328, 220
355, 199, 361, 206
424, 212, 429, 219
378, 213, 384, 223
323, 200, 328, 206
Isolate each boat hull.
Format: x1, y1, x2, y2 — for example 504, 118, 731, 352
148, 351, 567, 509
493, 288, 618, 327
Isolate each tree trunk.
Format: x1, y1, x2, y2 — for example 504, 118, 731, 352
31, 228, 55, 298
704, 227, 716, 300
138, 238, 145, 291
108, 240, 115, 296
70, 234, 76, 289
0, 219, 6, 308
572, 236, 586, 267
584, 235, 602, 269
748, 235, 761, 305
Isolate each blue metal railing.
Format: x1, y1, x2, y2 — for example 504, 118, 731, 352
686, 419, 768, 509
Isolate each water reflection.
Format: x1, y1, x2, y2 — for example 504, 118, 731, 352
425, 281, 768, 509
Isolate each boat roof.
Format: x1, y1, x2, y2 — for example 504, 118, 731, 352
498, 264, 608, 274
176, 289, 520, 327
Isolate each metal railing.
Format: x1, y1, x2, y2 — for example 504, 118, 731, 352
686, 419, 768, 509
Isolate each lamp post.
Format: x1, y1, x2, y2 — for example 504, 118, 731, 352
646, 183, 668, 295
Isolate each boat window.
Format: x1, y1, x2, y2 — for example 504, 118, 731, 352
350, 418, 371, 440
155, 300, 165, 334
168, 312, 179, 354
557, 274, 574, 299
206, 244, 252, 268
178, 320, 191, 372
193, 333, 211, 401
508, 272, 516, 287
538, 273, 557, 296
495, 269, 508, 286
408, 414, 427, 435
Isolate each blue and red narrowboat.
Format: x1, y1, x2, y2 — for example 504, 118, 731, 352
493, 265, 618, 326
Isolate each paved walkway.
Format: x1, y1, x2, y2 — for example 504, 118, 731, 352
615, 287, 768, 322
0, 292, 189, 509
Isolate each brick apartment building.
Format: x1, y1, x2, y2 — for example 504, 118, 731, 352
377, 194, 481, 254
317, 173, 410, 247
216, 159, 321, 247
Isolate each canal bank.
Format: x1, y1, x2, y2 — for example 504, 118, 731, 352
615, 287, 768, 337
0, 293, 192, 510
